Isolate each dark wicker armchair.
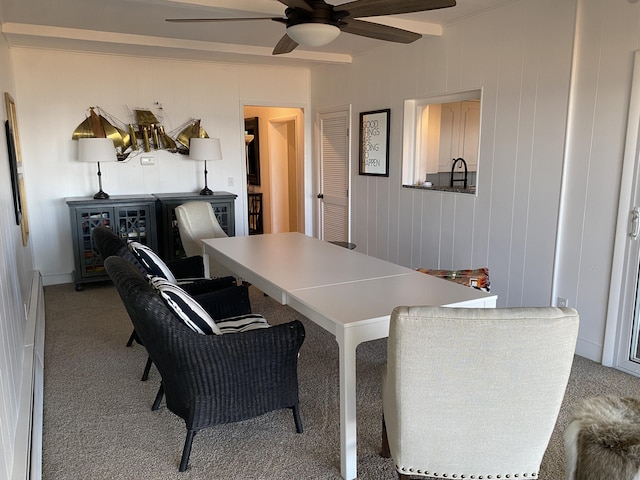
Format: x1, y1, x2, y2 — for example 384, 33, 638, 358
93, 225, 240, 380
104, 256, 305, 472
92, 225, 236, 296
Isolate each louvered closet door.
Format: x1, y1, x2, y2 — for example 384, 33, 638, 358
319, 110, 350, 242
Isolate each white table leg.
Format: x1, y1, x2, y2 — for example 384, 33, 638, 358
336, 328, 359, 480
202, 250, 211, 278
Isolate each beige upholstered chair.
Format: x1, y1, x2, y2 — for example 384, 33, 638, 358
175, 201, 228, 257
382, 306, 579, 480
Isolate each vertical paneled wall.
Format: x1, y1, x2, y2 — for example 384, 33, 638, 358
0, 30, 34, 480
555, 0, 640, 361
312, 0, 577, 309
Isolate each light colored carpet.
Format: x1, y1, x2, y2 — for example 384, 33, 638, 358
42, 282, 640, 479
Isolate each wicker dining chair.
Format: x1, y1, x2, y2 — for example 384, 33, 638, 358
104, 256, 306, 472
92, 227, 237, 328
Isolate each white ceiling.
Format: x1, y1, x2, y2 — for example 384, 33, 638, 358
0, 0, 517, 65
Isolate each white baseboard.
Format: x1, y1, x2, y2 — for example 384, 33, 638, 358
575, 337, 602, 363
12, 271, 44, 480
41, 272, 72, 286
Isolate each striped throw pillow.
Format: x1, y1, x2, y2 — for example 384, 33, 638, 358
128, 241, 177, 284
216, 314, 270, 334
149, 277, 270, 335
149, 276, 220, 334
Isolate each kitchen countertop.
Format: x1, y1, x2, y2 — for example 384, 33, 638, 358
403, 184, 477, 194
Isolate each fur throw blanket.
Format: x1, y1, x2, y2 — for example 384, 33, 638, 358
564, 395, 640, 480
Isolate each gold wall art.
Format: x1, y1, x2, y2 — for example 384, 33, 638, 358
71, 106, 209, 160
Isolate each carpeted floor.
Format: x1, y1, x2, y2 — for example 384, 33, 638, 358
42, 281, 640, 479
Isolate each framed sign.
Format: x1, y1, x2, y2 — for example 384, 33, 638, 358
359, 108, 390, 176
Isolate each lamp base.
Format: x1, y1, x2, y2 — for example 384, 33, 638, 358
199, 187, 213, 195
93, 190, 110, 200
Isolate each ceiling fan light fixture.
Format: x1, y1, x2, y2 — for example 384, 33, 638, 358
286, 23, 340, 47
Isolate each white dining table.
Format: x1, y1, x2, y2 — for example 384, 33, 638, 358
202, 232, 497, 480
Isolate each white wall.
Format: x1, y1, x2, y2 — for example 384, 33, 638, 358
0, 23, 36, 480
312, 0, 576, 308
9, 49, 310, 285
555, 0, 640, 362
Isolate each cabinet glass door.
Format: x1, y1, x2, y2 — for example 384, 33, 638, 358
212, 205, 230, 232
78, 209, 112, 276
117, 207, 150, 244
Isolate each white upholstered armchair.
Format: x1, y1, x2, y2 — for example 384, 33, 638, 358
381, 305, 579, 480
175, 201, 233, 278
175, 201, 228, 257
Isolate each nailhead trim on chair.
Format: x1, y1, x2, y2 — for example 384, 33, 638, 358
396, 467, 538, 479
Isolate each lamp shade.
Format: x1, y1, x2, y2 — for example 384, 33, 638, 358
189, 138, 222, 161
77, 137, 117, 163
286, 23, 340, 47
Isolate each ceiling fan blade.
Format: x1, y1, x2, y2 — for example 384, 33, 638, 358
335, 0, 456, 18
278, 0, 314, 12
166, 17, 280, 23
341, 18, 421, 43
273, 34, 299, 55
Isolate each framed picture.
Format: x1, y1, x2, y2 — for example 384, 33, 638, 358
359, 108, 390, 177
5, 120, 21, 225
244, 117, 261, 186
5, 92, 29, 245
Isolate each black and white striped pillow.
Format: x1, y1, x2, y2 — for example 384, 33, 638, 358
149, 276, 220, 334
128, 241, 177, 284
216, 313, 270, 334
149, 277, 270, 335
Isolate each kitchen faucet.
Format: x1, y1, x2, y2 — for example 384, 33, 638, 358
450, 157, 468, 189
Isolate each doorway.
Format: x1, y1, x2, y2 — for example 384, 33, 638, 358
269, 118, 299, 233
243, 106, 304, 235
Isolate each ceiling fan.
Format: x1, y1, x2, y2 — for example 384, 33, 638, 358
166, 0, 457, 55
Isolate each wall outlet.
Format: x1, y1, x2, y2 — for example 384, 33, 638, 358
140, 156, 155, 165
228, 177, 234, 187
557, 297, 568, 308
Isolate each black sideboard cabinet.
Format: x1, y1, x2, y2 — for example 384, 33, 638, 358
66, 191, 237, 290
